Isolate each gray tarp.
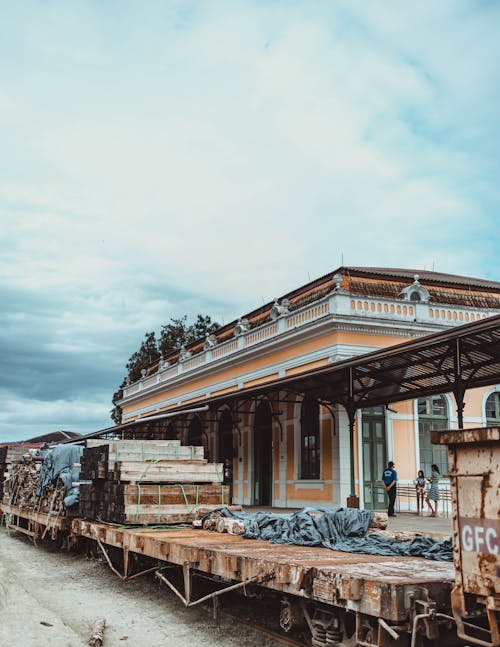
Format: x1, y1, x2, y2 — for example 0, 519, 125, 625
36, 444, 83, 508
206, 507, 453, 561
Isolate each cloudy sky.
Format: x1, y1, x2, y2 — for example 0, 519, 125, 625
1, 0, 499, 441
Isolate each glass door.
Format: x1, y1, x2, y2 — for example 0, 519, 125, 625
362, 408, 387, 510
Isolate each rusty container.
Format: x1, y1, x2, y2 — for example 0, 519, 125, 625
432, 426, 500, 646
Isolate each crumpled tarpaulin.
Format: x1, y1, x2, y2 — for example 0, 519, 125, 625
36, 444, 83, 507
205, 507, 453, 562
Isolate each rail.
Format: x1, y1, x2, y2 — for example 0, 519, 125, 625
370, 483, 452, 517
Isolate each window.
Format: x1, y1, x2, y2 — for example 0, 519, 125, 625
363, 405, 385, 417
418, 395, 449, 476
418, 395, 447, 417
486, 392, 500, 424
300, 396, 320, 479
400, 276, 430, 303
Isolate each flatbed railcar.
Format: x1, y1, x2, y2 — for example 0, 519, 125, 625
1, 503, 72, 540
0, 506, 459, 647
3, 424, 500, 646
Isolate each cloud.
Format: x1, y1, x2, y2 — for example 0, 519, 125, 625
0, 0, 499, 439
0, 389, 112, 441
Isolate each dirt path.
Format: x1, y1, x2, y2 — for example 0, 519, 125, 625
0, 529, 277, 647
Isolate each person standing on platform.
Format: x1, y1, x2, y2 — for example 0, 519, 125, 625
382, 460, 398, 517
425, 464, 441, 517
415, 469, 426, 515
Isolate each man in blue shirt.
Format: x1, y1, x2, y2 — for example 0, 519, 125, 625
381, 461, 398, 517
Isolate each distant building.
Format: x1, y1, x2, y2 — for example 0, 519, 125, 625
0, 431, 81, 446
24, 430, 81, 444
117, 267, 500, 509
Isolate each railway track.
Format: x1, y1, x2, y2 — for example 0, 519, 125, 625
220, 609, 307, 647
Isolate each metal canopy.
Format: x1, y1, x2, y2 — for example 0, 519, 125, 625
202, 312, 500, 499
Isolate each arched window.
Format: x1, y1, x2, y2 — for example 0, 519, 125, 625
400, 276, 430, 303
418, 395, 448, 475
300, 396, 320, 479
485, 392, 500, 424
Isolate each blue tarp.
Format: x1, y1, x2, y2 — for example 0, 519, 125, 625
205, 507, 453, 561
36, 444, 83, 507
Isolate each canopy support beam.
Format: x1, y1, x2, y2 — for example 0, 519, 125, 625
453, 338, 466, 430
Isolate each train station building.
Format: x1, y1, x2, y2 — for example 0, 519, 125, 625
117, 267, 500, 510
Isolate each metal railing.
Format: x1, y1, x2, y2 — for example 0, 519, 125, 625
371, 483, 452, 517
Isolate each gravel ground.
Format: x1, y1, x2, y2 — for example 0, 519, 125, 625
0, 529, 278, 647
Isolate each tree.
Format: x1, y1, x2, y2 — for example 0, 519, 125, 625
126, 331, 160, 382
111, 314, 219, 424
158, 314, 219, 354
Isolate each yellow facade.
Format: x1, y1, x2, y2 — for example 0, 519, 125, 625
119, 268, 500, 510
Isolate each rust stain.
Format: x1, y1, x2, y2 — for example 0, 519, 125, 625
480, 471, 491, 520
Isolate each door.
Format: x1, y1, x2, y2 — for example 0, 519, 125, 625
253, 401, 273, 506
218, 410, 234, 502
188, 415, 208, 459
361, 407, 387, 510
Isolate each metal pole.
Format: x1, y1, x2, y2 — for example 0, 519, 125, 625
347, 367, 358, 500
454, 338, 465, 429
348, 407, 357, 498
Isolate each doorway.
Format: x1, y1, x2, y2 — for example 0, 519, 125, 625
253, 400, 273, 506
187, 415, 207, 459
361, 406, 387, 510
218, 410, 234, 501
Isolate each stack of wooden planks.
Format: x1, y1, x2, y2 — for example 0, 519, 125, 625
2, 454, 66, 517
80, 444, 110, 480
82, 439, 222, 484
87, 439, 205, 462
1, 444, 41, 502
3, 456, 42, 510
79, 439, 229, 525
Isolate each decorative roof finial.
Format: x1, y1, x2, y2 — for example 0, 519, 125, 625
270, 298, 290, 320
233, 318, 250, 336
204, 333, 218, 350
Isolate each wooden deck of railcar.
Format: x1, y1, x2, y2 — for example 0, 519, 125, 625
1, 503, 72, 538
72, 518, 455, 623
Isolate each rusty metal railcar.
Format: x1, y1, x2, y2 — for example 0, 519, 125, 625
1, 502, 461, 646
432, 426, 500, 647
69, 518, 460, 647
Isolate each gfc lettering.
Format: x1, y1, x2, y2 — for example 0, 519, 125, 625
460, 520, 500, 554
